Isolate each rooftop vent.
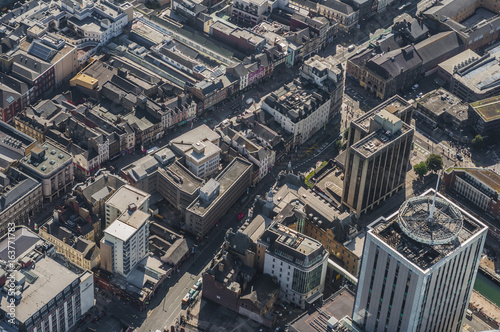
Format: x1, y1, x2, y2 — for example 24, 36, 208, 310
58, 154, 64, 159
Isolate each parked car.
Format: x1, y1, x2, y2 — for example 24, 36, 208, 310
347, 45, 355, 52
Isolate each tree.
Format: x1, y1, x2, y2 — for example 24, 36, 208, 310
426, 154, 443, 173
472, 134, 484, 149
413, 161, 428, 179
343, 127, 349, 140
335, 140, 343, 151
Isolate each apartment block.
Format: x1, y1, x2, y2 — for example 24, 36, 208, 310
101, 208, 150, 277
104, 184, 150, 228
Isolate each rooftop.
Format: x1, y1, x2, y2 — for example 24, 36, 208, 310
452, 47, 500, 94
263, 79, 330, 124
344, 232, 365, 258
0, 228, 88, 323
351, 119, 412, 158
470, 96, 500, 122
370, 190, 487, 271
453, 167, 500, 193
158, 161, 204, 195
290, 288, 356, 332
187, 158, 252, 215
418, 88, 468, 118
21, 142, 72, 176
185, 141, 221, 163
170, 124, 220, 155
261, 221, 326, 268
105, 210, 149, 242
105, 184, 150, 214
0, 169, 40, 213
353, 95, 410, 133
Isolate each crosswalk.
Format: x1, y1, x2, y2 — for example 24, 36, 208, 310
414, 143, 429, 156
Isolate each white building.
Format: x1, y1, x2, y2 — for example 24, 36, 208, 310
353, 189, 488, 332
259, 222, 329, 309
104, 184, 150, 227
62, 0, 132, 47
0, 227, 94, 332
101, 208, 150, 277
185, 141, 221, 178
262, 83, 331, 146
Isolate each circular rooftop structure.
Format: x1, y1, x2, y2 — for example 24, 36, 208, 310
398, 195, 463, 245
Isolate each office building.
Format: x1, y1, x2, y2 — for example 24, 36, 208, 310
104, 184, 150, 227
352, 190, 487, 332
468, 96, 500, 138
20, 142, 74, 201
415, 88, 468, 130
157, 161, 204, 214
0, 168, 42, 236
101, 207, 150, 277
185, 157, 252, 238
185, 141, 221, 178
258, 222, 329, 309
342, 98, 414, 216
443, 167, 500, 220
440, 46, 500, 102
0, 227, 94, 332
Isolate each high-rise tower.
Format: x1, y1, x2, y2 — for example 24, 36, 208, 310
352, 189, 487, 332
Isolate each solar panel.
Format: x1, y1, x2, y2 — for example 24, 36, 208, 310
6, 96, 14, 104
28, 41, 55, 61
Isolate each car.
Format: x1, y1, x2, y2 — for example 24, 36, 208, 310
412, 84, 419, 90
237, 212, 245, 220
246, 98, 254, 105
347, 45, 355, 52
456, 154, 463, 161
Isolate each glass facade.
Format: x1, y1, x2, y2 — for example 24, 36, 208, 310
292, 265, 322, 294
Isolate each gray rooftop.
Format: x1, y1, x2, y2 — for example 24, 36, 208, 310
187, 158, 252, 215
21, 142, 72, 177
370, 190, 487, 271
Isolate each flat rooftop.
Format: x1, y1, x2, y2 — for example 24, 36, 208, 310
186, 141, 221, 163
463, 168, 500, 192
187, 158, 251, 215
470, 96, 500, 122
105, 184, 150, 213
264, 79, 330, 124
344, 232, 365, 258
160, 161, 204, 194
0, 228, 87, 323
21, 142, 72, 176
453, 48, 500, 94
418, 88, 464, 117
290, 288, 355, 332
170, 124, 220, 154
351, 123, 412, 158
105, 210, 149, 241
369, 190, 487, 271
0, 121, 35, 151
353, 95, 410, 133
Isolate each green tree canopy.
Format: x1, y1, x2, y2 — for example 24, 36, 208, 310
413, 161, 428, 178
426, 154, 443, 173
472, 134, 483, 149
